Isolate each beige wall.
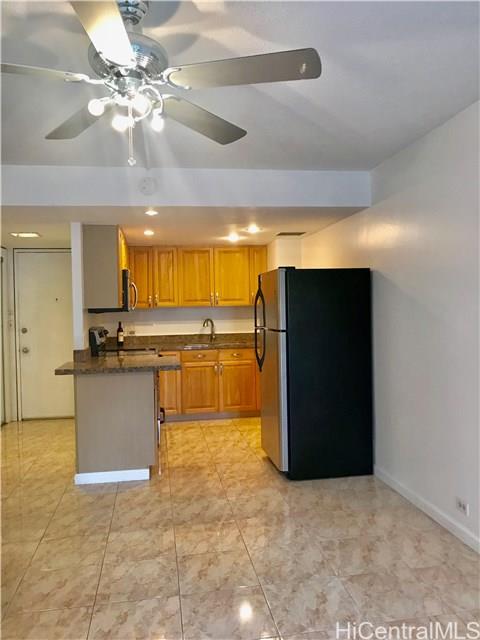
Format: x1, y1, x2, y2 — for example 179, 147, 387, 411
302, 102, 479, 549
267, 237, 302, 269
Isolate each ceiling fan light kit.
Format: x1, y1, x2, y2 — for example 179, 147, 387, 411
2, 1, 322, 166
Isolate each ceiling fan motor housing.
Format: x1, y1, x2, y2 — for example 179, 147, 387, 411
88, 33, 169, 79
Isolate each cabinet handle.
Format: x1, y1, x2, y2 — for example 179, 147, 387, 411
196, 353, 205, 359
231, 352, 240, 358
219, 363, 224, 374
214, 364, 218, 373
215, 292, 219, 305
148, 295, 152, 307
210, 293, 214, 306
154, 294, 159, 306
251, 292, 254, 304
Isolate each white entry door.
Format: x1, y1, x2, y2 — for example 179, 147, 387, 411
16, 250, 74, 419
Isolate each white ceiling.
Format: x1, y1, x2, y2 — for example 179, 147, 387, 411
2, 1, 478, 171
1, 205, 361, 247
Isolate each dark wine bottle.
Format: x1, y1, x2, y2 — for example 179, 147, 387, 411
117, 321, 124, 347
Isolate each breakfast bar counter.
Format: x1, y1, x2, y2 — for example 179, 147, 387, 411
55, 354, 180, 485
55, 353, 180, 375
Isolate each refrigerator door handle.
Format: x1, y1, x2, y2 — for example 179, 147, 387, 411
254, 327, 266, 372
254, 280, 266, 328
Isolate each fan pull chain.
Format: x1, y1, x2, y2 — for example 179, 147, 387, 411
127, 103, 136, 166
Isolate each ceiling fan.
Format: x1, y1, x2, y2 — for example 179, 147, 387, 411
1, 0, 322, 165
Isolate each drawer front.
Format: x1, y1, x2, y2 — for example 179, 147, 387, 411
181, 349, 218, 363
219, 348, 254, 361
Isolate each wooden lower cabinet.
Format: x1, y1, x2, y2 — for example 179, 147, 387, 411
181, 361, 219, 414
219, 359, 257, 412
158, 352, 182, 415
162, 348, 259, 417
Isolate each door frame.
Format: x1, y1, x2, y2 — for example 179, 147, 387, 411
13, 248, 71, 421
1, 247, 16, 424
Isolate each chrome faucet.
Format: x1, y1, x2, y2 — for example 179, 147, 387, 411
203, 318, 215, 342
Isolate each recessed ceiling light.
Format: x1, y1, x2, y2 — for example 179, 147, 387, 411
246, 223, 261, 234
227, 232, 240, 243
145, 209, 158, 216
144, 229, 155, 237
10, 232, 41, 238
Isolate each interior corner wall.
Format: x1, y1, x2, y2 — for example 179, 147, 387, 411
301, 102, 479, 550
267, 237, 302, 270
70, 222, 88, 350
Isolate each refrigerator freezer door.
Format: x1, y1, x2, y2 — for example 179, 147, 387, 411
260, 329, 288, 471
260, 269, 287, 331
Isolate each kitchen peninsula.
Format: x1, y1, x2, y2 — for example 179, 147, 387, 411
55, 352, 180, 484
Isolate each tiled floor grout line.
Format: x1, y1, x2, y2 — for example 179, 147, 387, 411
164, 426, 186, 640
3, 419, 479, 638
2, 423, 73, 621
85, 482, 120, 640
212, 422, 283, 640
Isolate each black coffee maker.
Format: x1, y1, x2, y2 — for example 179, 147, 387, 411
88, 326, 108, 357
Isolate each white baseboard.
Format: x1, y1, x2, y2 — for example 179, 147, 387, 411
74, 468, 150, 485
374, 465, 479, 553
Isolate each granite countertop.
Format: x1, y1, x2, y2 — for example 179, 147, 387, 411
105, 332, 255, 352
55, 354, 180, 376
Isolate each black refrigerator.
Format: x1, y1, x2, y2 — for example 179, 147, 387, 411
254, 267, 373, 481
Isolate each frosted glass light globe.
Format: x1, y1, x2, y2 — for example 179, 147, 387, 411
151, 114, 165, 132
132, 93, 150, 116
88, 98, 105, 117
112, 114, 134, 132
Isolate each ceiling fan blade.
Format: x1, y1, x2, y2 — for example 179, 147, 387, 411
162, 96, 246, 145
1, 62, 88, 82
165, 48, 321, 89
45, 103, 112, 140
71, 1, 135, 67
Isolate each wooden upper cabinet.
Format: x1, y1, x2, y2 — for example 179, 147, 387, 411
179, 248, 214, 306
124, 244, 267, 309
117, 228, 129, 306
118, 228, 129, 272
249, 246, 268, 305
153, 248, 178, 307
214, 247, 250, 306
129, 247, 153, 308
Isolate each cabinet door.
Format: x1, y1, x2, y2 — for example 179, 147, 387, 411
179, 248, 214, 306
153, 248, 178, 307
181, 362, 219, 414
158, 352, 182, 415
129, 247, 153, 308
219, 359, 257, 412
117, 228, 129, 307
214, 247, 250, 306
249, 246, 267, 305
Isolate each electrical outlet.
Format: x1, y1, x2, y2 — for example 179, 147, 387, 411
455, 497, 470, 517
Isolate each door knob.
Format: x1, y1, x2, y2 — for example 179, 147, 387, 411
21, 327, 28, 334
22, 347, 30, 354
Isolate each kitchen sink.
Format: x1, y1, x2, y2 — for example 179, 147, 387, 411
183, 343, 212, 350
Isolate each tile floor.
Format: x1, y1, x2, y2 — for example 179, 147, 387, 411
1, 417, 478, 640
